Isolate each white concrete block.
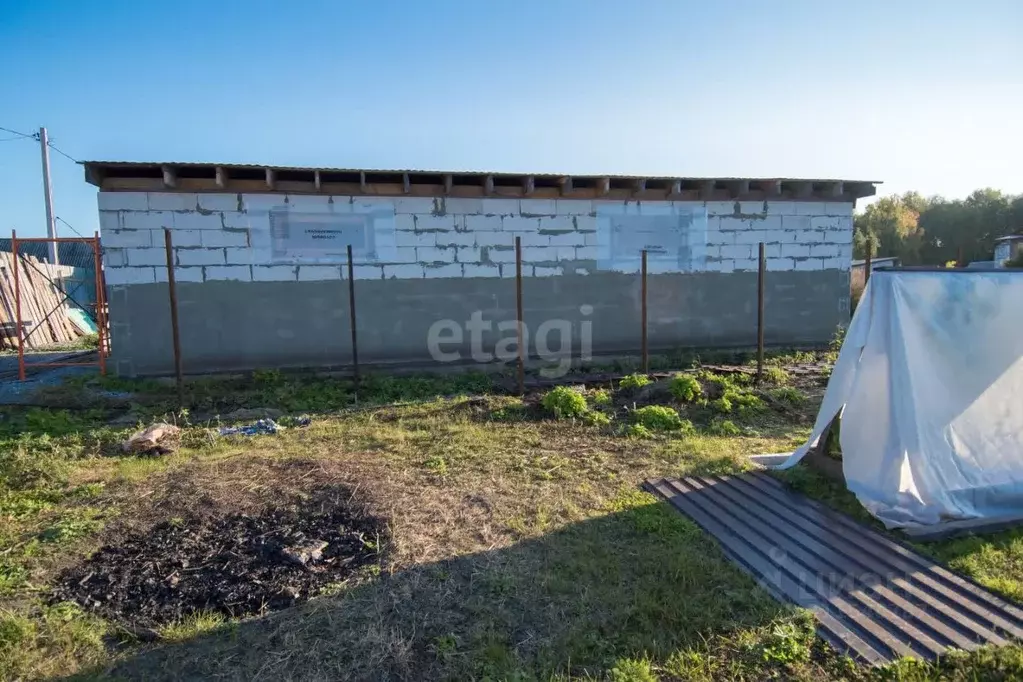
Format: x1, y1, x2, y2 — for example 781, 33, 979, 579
638, 202, 673, 216
168, 230, 204, 247
286, 195, 331, 210
522, 246, 557, 262
734, 230, 768, 246
501, 217, 541, 232
520, 199, 557, 215
593, 200, 627, 215
821, 256, 846, 270
202, 230, 249, 248
103, 229, 154, 248
718, 217, 747, 232
392, 247, 417, 263
351, 197, 393, 212
705, 201, 737, 216
481, 198, 520, 215
416, 214, 457, 232
222, 212, 270, 230
574, 268, 590, 275
353, 265, 384, 279
475, 232, 514, 247
810, 244, 840, 258
417, 246, 454, 263
797, 230, 827, 244
394, 214, 416, 232
125, 247, 169, 267
794, 202, 827, 216
781, 244, 811, 258
423, 263, 462, 278
556, 199, 592, 215
583, 233, 598, 246
553, 247, 576, 261
121, 211, 176, 231
766, 201, 797, 216
767, 257, 796, 271
396, 231, 436, 248
177, 248, 226, 266
456, 246, 481, 263
755, 216, 783, 231
98, 192, 148, 212
705, 259, 735, 274
825, 202, 854, 217
442, 198, 483, 214
762, 230, 792, 245
435, 232, 476, 247
487, 247, 517, 263
327, 197, 353, 213
539, 216, 575, 233
104, 267, 156, 285
224, 247, 272, 265
205, 265, 252, 281
384, 264, 425, 279
242, 194, 288, 212
532, 265, 563, 277
793, 258, 824, 271
463, 215, 502, 232
739, 201, 766, 215
103, 248, 127, 268
463, 264, 501, 278
297, 265, 341, 281
173, 213, 224, 231
548, 232, 584, 247
499, 264, 518, 278
721, 244, 752, 259
393, 197, 437, 214
252, 265, 298, 282
147, 193, 199, 211
99, 211, 121, 233
157, 266, 203, 283
197, 193, 240, 212
809, 216, 843, 231
763, 244, 782, 259
782, 215, 811, 232
517, 233, 548, 247
575, 246, 599, 260
733, 258, 759, 272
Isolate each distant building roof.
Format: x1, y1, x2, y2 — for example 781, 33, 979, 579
81, 160, 880, 202
994, 235, 1023, 242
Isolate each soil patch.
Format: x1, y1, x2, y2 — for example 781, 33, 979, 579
52, 486, 385, 627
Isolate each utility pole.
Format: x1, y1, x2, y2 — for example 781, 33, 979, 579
39, 127, 58, 265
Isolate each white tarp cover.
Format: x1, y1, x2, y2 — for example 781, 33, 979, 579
778, 270, 1023, 527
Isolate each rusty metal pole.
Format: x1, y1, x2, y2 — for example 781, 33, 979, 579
641, 249, 648, 373
515, 236, 525, 395
12, 231, 25, 381
864, 240, 873, 288
163, 228, 184, 407
756, 242, 765, 386
93, 232, 106, 376
347, 244, 359, 391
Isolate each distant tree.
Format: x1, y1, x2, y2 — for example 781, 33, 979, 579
853, 194, 925, 262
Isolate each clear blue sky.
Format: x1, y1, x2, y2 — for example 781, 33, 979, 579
1, 0, 1021, 237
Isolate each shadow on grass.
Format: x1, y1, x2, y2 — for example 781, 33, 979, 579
68, 500, 788, 681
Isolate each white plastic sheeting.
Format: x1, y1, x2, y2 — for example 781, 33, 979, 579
778, 270, 1023, 528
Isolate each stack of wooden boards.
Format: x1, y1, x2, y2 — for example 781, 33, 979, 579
0, 250, 85, 349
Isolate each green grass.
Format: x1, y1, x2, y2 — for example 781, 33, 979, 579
1, 368, 1022, 680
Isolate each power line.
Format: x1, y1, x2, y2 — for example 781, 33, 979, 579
55, 216, 86, 239
0, 125, 35, 139
0, 136, 29, 143
47, 141, 79, 164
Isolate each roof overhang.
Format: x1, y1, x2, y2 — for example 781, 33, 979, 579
82, 161, 880, 202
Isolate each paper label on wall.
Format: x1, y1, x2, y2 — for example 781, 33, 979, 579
267, 205, 395, 264
595, 206, 708, 273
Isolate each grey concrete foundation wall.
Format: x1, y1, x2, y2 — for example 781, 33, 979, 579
106, 271, 848, 376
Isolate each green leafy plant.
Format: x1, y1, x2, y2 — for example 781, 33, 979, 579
761, 366, 789, 386
767, 386, 807, 406
630, 405, 693, 434
540, 386, 589, 419
706, 419, 741, 436
609, 657, 658, 682
625, 424, 653, 439
668, 374, 702, 402
424, 456, 448, 475
619, 374, 651, 391
583, 411, 611, 427
590, 388, 612, 406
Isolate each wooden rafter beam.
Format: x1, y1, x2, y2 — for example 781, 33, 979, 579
729, 180, 750, 197
523, 175, 535, 196
313, 170, 321, 191
559, 176, 573, 195
444, 174, 453, 195
670, 179, 682, 197
359, 171, 368, 193
827, 181, 844, 198
700, 180, 717, 199
597, 177, 610, 197
215, 166, 227, 189
484, 175, 494, 195
265, 168, 275, 190
403, 172, 411, 194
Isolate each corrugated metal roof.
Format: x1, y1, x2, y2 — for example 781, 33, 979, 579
644, 472, 1023, 664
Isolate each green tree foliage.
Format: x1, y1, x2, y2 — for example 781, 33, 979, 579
854, 189, 1023, 266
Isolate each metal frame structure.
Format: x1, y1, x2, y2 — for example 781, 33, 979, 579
10, 231, 107, 380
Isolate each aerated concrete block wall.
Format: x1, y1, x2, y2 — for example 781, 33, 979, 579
99, 192, 853, 376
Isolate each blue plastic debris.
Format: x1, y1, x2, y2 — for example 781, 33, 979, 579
219, 418, 279, 437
